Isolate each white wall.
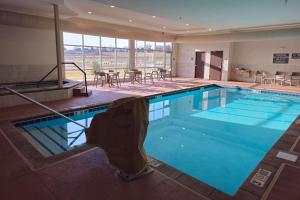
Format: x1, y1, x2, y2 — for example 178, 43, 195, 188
176, 42, 231, 80
0, 10, 176, 84
0, 24, 57, 83
231, 38, 300, 81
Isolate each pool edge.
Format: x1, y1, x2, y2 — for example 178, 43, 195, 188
2, 83, 300, 199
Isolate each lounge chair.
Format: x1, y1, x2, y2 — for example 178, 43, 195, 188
291, 72, 300, 86
255, 71, 266, 83
274, 71, 286, 85
282, 72, 300, 87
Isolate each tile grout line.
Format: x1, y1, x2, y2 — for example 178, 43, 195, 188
33, 147, 98, 172
0, 128, 35, 171
154, 169, 211, 200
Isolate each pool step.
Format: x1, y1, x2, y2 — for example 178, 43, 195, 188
73, 86, 92, 97
20, 124, 86, 156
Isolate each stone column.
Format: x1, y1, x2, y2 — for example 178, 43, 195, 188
129, 39, 136, 70
53, 4, 63, 88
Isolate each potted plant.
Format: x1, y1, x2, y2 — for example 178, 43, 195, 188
92, 61, 101, 72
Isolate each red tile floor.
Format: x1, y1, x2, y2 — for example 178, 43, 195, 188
0, 128, 205, 200
263, 164, 300, 200
1, 78, 300, 200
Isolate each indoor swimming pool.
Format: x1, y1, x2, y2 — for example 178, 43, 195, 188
16, 85, 300, 195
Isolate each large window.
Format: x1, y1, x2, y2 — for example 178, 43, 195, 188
145, 41, 155, 68
116, 39, 129, 68
64, 33, 83, 68
101, 37, 116, 69
135, 41, 173, 73
63, 32, 173, 80
83, 35, 100, 76
136, 41, 145, 68
165, 42, 172, 69
155, 42, 165, 68
63, 32, 129, 80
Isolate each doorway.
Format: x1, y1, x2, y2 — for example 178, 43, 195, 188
209, 51, 223, 81
195, 51, 205, 78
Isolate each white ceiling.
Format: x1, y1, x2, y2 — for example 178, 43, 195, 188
0, 0, 76, 18
1, 0, 300, 35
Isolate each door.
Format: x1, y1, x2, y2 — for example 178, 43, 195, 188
195, 51, 205, 78
209, 51, 223, 80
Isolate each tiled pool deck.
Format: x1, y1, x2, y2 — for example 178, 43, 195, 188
1, 78, 300, 200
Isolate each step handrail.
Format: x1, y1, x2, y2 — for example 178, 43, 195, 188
1, 87, 87, 130
37, 62, 88, 96
37, 64, 58, 87
62, 62, 88, 95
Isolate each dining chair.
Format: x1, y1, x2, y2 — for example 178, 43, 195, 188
108, 72, 121, 87
123, 69, 131, 83
94, 71, 107, 87
144, 71, 154, 84
133, 70, 143, 84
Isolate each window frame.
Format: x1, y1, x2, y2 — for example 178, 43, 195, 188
135, 40, 173, 72
63, 33, 130, 80
63, 32, 173, 80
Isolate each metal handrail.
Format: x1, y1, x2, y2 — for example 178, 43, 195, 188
37, 62, 88, 96
2, 87, 87, 130
62, 62, 88, 95
37, 65, 58, 87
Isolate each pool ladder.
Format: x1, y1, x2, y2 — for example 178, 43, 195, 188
0, 86, 87, 130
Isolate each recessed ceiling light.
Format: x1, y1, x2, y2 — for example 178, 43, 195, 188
186, 30, 190, 33
185, 23, 190, 26
87, 11, 92, 15
129, 19, 133, 22
110, 5, 115, 8
208, 28, 212, 31
162, 26, 166, 29
152, 15, 156, 18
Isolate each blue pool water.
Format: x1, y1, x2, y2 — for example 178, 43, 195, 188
18, 86, 300, 195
